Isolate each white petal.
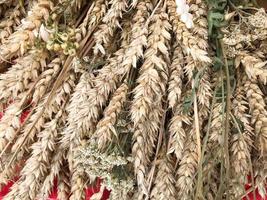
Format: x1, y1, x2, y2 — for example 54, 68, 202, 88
39, 24, 50, 42
180, 13, 188, 23
185, 4, 190, 12
176, 7, 184, 15
186, 20, 194, 29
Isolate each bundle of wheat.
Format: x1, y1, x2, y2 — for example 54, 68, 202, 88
0, 0, 266, 199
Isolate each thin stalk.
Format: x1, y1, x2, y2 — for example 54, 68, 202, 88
195, 86, 218, 200
216, 57, 226, 200
220, 39, 231, 200
193, 80, 201, 164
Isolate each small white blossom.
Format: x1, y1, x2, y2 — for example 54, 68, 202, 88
175, 0, 194, 29
39, 24, 50, 42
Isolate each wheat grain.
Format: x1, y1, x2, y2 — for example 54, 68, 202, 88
37, 149, 65, 199
0, 154, 21, 186
231, 73, 253, 181
207, 103, 225, 155
6, 72, 75, 174
0, 50, 48, 104
0, 101, 23, 152
197, 67, 212, 118
69, 151, 86, 200
76, 0, 107, 41
0, 5, 25, 43
169, 0, 211, 76
60, 71, 95, 152
32, 57, 63, 103
121, 0, 152, 69
241, 54, 267, 85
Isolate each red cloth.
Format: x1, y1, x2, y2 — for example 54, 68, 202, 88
0, 179, 110, 200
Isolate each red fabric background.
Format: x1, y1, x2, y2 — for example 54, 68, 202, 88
0, 109, 266, 199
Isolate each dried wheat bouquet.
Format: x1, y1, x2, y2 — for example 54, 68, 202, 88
0, 0, 266, 199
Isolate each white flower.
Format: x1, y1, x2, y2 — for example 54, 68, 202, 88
175, 0, 194, 29
180, 12, 194, 29
39, 24, 50, 42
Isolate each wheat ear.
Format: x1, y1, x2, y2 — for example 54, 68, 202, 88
57, 164, 70, 200
150, 153, 176, 200
245, 78, 267, 156
0, 5, 25, 43
176, 125, 199, 200
131, 8, 171, 195
92, 83, 128, 150
93, 0, 127, 55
